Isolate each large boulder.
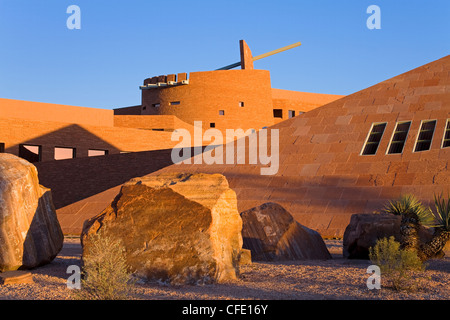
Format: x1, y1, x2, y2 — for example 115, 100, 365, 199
240, 203, 331, 261
0, 154, 64, 272
343, 213, 433, 259
81, 172, 243, 285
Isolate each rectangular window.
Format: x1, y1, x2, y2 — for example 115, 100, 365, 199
219, 110, 225, 116
0, 143, 4, 153
442, 119, 450, 148
361, 123, 387, 155
152, 103, 160, 108
387, 121, 411, 154
54, 147, 76, 160
273, 109, 283, 119
170, 101, 180, 106
288, 110, 295, 118
239, 101, 245, 107
414, 120, 437, 152
298, 111, 305, 116
19, 144, 42, 163
210, 123, 216, 128
88, 149, 108, 157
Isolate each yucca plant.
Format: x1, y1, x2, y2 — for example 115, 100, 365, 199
383, 194, 431, 253
418, 193, 450, 260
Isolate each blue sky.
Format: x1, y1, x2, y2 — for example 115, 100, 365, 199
0, 0, 449, 109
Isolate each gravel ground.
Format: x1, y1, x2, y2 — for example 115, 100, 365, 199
0, 238, 449, 300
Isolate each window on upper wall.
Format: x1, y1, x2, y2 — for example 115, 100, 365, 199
0, 143, 4, 153
219, 110, 225, 116
414, 120, 437, 152
361, 123, 387, 155
54, 147, 76, 160
442, 119, 450, 148
210, 123, 216, 128
298, 111, 305, 116
387, 121, 411, 154
239, 101, 245, 107
19, 144, 42, 163
88, 149, 109, 157
170, 101, 180, 106
273, 109, 283, 119
288, 110, 295, 118
152, 103, 160, 108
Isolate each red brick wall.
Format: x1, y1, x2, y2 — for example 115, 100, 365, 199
0, 98, 114, 127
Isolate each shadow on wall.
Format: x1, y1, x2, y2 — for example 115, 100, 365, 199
35, 147, 207, 210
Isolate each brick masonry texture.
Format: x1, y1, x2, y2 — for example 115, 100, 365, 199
52, 55, 449, 236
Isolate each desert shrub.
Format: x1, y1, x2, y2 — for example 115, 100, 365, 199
369, 236, 426, 291
72, 230, 134, 300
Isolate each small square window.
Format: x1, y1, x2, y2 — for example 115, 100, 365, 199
414, 120, 437, 152
19, 144, 42, 163
239, 101, 244, 107
273, 109, 283, 119
54, 147, 76, 160
288, 110, 295, 118
298, 111, 304, 116
210, 123, 216, 128
152, 103, 160, 108
142, 106, 147, 110
219, 110, 225, 116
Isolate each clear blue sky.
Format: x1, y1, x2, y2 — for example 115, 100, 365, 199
0, 0, 449, 109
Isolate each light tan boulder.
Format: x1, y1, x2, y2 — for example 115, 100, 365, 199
240, 203, 331, 261
81, 172, 243, 285
0, 154, 64, 272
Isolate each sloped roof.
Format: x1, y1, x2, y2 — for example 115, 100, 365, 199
155, 55, 450, 237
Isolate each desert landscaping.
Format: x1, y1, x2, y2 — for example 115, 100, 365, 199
0, 153, 449, 301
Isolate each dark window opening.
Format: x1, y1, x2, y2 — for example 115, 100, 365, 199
54, 147, 76, 160
0, 143, 4, 153
273, 109, 283, 119
88, 149, 109, 157
239, 101, 244, 107
19, 144, 42, 163
170, 101, 180, 106
142, 106, 147, 110
361, 123, 387, 155
414, 120, 436, 152
152, 128, 164, 132
210, 123, 216, 128
152, 103, 160, 108
288, 110, 295, 118
219, 110, 225, 116
442, 120, 450, 148
387, 121, 411, 154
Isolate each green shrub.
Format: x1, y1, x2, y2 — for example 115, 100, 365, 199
73, 230, 135, 300
369, 236, 426, 291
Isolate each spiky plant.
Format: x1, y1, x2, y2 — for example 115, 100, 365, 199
383, 194, 431, 254
419, 193, 450, 260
